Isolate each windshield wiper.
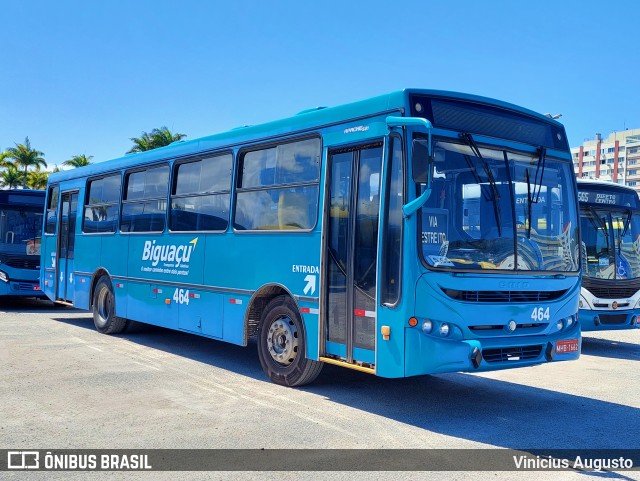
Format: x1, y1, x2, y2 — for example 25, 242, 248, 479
616, 208, 633, 255
533, 147, 547, 203
459, 133, 502, 236
523, 147, 548, 238
622, 208, 633, 237
524, 168, 534, 238
585, 206, 607, 232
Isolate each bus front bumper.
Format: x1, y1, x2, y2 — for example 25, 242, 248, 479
404, 325, 581, 377
0, 278, 43, 298
579, 308, 639, 331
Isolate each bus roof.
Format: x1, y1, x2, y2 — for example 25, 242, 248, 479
0, 189, 46, 205
577, 178, 638, 194
47, 88, 562, 183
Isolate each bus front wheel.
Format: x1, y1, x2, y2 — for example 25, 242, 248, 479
257, 295, 323, 387
92, 276, 127, 334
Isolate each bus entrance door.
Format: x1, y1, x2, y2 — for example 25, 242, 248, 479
323, 143, 382, 368
55, 191, 78, 302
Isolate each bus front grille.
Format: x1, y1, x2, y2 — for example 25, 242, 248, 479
599, 314, 628, 325
4, 257, 40, 270
482, 345, 543, 363
585, 287, 638, 299
583, 277, 640, 299
442, 289, 566, 303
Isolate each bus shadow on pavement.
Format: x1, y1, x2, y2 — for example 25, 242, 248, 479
51, 316, 266, 382
581, 336, 640, 362
305, 364, 640, 452
0, 297, 73, 314
50, 314, 640, 454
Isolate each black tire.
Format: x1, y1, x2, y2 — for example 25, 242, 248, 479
92, 276, 127, 334
257, 295, 323, 387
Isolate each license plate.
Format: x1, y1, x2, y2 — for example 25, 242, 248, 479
556, 339, 579, 354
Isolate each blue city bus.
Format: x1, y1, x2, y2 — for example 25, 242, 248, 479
0, 189, 45, 298
577, 179, 640, 330
40, 89, 581, 386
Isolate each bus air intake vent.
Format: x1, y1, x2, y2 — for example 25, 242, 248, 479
482, 345, 543, 363
583, 277, 640, 299
4, 257, 40, 270
441, 288, 566, 303
585, 286, 638, 299
599, 314, 627, 325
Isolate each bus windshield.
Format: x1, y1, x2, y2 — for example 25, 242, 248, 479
580, 206, 640, 280
0, 206, 43, 256
419, 140, 579, 272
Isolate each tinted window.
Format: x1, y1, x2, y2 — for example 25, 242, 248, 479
381, 136, 404, 305
83, 174, 121, 233
121, 165, 169, 233
45, 185, 59, 234
170, 154, 232, 232
235, 138, 321, 231
235, 186, 318, 230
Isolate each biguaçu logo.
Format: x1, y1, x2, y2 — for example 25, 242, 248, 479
142, 238, 198, 267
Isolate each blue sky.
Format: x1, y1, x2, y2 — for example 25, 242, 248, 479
1, 0, 638, 168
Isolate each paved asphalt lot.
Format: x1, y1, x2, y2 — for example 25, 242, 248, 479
1, 298, 639, 480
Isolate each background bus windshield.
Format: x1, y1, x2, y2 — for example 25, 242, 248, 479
580, 207, 640, 280
0, 206, 43, 256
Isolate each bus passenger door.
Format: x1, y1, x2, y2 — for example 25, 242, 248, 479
322, 143, 382, 367
55, 191, 78, 302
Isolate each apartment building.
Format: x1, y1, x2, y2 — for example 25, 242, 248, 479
571, 129, 640, 194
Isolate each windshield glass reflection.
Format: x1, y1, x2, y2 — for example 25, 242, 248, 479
420, 140, 579, 272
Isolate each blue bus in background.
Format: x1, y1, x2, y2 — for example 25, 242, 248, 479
41, 89, 581, 386
577, 179, 640, 330
0, 189, 45, 298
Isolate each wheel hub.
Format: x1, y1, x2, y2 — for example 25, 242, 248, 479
266, 317, 298, 366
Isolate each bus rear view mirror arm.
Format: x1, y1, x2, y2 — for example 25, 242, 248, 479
386, 116, 434, 217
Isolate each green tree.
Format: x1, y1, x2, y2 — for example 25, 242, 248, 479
0, 151, 11, 168
5, 137, 47, 173
0, 164, 27, 189
63, 154, 93, 168
27, 169, 49, 189
127, 126, 186, 154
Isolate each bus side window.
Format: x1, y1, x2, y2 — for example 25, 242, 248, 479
83, 174, 121, 234
45, 185, 59, 235
121, 165, 169, 233
235, 137, 321, 231
381, 135, 403, 305
170, 153, 232, 232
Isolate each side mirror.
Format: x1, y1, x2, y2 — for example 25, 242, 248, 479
412, 139, 433, 185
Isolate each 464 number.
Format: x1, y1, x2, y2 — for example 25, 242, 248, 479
173, 288, 190, 305
531, 306, 550, 322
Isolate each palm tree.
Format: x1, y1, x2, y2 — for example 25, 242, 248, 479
27, 170, 49, 189
127, 126, 186, 154
63, 154, 93, 168
0, 164, 27, 189
5, 137, 47, 173
0, 151, 11, 168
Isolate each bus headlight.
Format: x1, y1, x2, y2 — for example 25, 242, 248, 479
422, 320, 433, 334
439, 323, 450, 337
556, 319, 564, 331
636, 299, 640, 308
0, 270, 8, 283
566, 316, 574, 328
580, 295, 589, 309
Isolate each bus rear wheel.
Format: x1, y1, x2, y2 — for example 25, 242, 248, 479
257, 296, 323, 387
92, 276, 127, 334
